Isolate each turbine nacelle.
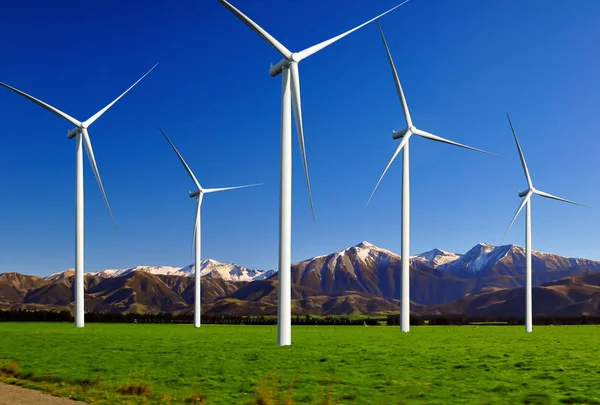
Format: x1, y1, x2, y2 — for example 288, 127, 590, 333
269, 57, 299, 77
392, 128, 410, 140
519, 189, 531, 198
67, 127, 83, 139
189, 190, 201, 198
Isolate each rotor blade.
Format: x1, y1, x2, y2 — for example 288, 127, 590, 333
506, 113, 533, 188
295, 0, 410, 62
289, 64, 315, 220
203, 183, 263, 194
412, 128, 498, 156
191, 196, 200, 260
159, 128, 202, 190
533, 189, 588, 208
0, 82, 81, 127
365, 133, 411, 208
217, 0, 292, 59
501, 195, 529, 244
376, 20, 411, 127
83, 63, 158, 128
82, 129, 116, 228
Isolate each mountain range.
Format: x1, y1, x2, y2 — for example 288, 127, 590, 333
2, 242, 600, 317
45, 259, 275, 282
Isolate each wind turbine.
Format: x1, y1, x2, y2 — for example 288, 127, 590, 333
502, 113, 585, 333
159, 128, 261, 328
0, 64, 158, 328
217, 0, 408, 347
366, 22, 494, 333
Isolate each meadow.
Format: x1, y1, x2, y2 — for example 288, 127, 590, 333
0, 323, 599, 404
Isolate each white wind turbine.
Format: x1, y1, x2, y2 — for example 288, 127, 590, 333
218, 0, 408, 347
366, 22, 495, 333
502, 113, 586, 333
160, 129, 261, 328
0, 64, 157, 328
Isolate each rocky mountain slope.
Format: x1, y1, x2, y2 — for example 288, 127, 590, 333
423, 273, 600, 317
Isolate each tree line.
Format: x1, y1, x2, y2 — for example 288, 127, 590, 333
386, 315, 600, 325
2, 310, 600, 325
0, 310, 381, 325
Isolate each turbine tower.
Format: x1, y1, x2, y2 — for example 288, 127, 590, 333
502, 113, 585, 333
217, 0, 408, 347
160, 129, 261, 328
366, 22, 494, 333
0, 64, 157, 328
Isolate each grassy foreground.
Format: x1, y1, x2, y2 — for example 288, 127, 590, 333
0, 323, 599, 404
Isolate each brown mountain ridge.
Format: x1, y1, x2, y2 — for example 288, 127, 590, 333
1, 242, 599, 317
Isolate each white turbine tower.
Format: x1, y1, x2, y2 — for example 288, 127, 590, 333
0, 64, 157, 328
160, 129, 261, 328
218, 0, 408, 347
502, 113, 585, 333
366, 22, 494, 333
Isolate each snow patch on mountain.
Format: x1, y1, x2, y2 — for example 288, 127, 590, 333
438, 243, 509, 274
197, 259, 275, 281
45, 269, 75, 281
45, 260, 274, 282
412, 248, 461, 268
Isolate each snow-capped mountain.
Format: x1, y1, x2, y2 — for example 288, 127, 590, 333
287, 241, 400, 297
197, 259, 275, 281
7, 241, 600, 316
45, 269, 75, 281
411, 248, 461, 268
437, 243, 504, 274
45, 260, 274, 283
281, 241, 600, 304
285, 241, 467, 303
437, 243, 600, 277
41, 242, 600, 298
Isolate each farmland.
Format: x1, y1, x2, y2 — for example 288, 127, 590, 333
0, 323, 599, 404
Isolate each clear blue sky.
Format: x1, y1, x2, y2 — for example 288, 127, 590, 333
1, 1, 599, 276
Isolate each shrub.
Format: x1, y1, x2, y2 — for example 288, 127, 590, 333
117, 382, 152, 397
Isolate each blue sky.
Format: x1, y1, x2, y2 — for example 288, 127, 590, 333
1, 1, 599, 276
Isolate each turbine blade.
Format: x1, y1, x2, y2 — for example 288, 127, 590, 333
191, 196, 200, 260
217, 0, 292, 59
290, 64, 315, 220
366, 133, 411, 207
412, 128, 497, 155
295, 0, 410, 62
83, 63, 158, 128
159, 128, 202, 190
501, 195, 529, 244
203, 183, 263, 194
0, 82, 81, 127
82, 129, 116, 228
506, 113, 533, 189
376, 21, 411, 127
534, 189, 588, 207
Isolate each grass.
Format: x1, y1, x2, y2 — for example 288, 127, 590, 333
0, 323, 599, 404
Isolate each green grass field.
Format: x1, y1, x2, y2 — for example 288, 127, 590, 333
0, 323, 599, 404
